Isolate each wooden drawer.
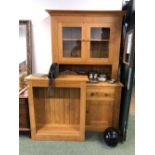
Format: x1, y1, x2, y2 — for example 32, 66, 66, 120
87, 86, 115, 100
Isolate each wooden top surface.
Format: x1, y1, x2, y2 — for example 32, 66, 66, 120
87, 82, 123, 87
26, 74, 123, 87
26, 74, 88, 82
46, 10, 126, 16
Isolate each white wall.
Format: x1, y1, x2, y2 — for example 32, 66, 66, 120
19, 0, 123, 74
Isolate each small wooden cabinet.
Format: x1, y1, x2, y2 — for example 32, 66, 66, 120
86, 83, 122, 131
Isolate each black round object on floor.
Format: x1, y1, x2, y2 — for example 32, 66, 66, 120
104, 127, 119, 147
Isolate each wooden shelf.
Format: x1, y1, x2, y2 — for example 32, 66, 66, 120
90, 39, 109, 42
19, 128, 30, 131
63, 39, 81, 41
36, 124, 80, 135
63, 39, 109, 42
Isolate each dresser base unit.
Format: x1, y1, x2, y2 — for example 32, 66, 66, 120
26, 75, 122, 141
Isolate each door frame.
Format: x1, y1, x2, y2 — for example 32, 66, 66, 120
58, 22, 85, 64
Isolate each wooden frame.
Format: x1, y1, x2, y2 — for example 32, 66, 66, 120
19, 20, 32, 132
19, 20, 32, 75
85, 23, 114, 64
58, 22, 85, 64
27, 76, 86, 141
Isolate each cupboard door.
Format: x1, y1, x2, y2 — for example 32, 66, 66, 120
58, 23, 85, 64
85, 23, 114, 64
86, 100, 114, 131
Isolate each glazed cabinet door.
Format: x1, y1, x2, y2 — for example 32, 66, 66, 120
58, 23, 85, 64
85, 23, 115, 64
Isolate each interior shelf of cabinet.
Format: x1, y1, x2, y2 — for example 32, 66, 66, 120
19, 128, 30, 131
63, 39, 81, 41
36, 124, 80, 135
90, 39, 109, 42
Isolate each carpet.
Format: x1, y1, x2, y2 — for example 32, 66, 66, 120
19, 116, 135, 155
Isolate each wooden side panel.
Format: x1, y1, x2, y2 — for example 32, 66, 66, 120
27, 81, 36, 138
113, 87, 122, 128
33, 88, 46, 129
51, 17, 59, 63
111, 17, 123, 79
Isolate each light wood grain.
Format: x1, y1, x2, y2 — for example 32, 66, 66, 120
27, 76, 86, 141
86, 84, 122, 131
46, 10, 126, 17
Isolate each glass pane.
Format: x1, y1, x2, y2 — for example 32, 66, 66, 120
62, 27, 81, 57
91, 28, 110, 40
90, 27, 110, 58
90, 41, 109, 58
63, 27, 81, 40
63, 41, 81, 57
